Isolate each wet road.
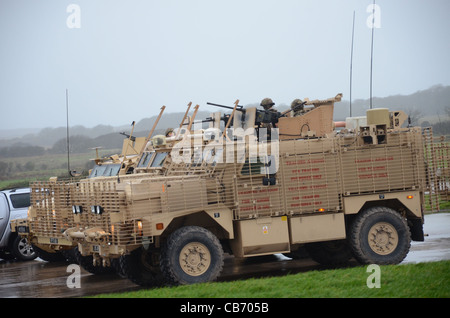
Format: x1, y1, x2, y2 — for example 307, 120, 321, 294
1, 213, 449, 298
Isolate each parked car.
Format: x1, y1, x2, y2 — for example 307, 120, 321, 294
0, 188, 37, 261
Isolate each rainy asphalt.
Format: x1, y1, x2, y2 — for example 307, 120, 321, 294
1, 213, 449, 298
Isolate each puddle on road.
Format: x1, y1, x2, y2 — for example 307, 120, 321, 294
1, 213, 449, 297
0, 260, 138, 298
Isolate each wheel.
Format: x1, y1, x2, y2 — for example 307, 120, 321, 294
61, 248, 78, 263
32, 244, 66, 262
160, 226, 224, 285
74, 247, 115, 275
10, 235, 37, 261
305, 240, 352, 266
349, 206, 411, 265
120, 247, 164, 287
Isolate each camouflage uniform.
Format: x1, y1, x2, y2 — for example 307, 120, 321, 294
260, 98, 277, 130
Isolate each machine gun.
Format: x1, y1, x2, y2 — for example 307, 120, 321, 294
207, 100, 307, 128
119, 131, 136, 142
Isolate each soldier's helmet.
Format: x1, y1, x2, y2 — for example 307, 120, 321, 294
260, 98, 275, 110
165, 128, 174, 137
291, 98, 304, 110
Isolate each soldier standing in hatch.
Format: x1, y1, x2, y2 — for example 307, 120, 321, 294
290, 98, 305, 117
260, 98, 276, 112
260, 98, 277, 130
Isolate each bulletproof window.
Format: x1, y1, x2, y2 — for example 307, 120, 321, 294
89, 165, 107, 178
89, 164, 121, 178
103, 164, 121, 176
150, 152, 168, 168
138, 151, 154, 168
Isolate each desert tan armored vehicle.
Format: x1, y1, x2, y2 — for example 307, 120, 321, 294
11, 105, 187, 263
10, 133, 147, 262
18, 95, 435, 287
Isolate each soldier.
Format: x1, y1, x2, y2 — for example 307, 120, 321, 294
260, 98, 277, 131
165, 128, 174, 137
260, 98, 276, 112
290, 98, 305, 117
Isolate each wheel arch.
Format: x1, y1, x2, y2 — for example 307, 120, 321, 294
343, 191, 423, 219
344, 191, 424, 241
159, 207, 234, 241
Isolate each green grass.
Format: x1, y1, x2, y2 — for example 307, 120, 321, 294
91, 260, 450, 298
0, 148, 121, 190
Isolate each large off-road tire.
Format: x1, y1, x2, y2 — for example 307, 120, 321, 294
32, 244, 66, 262
305, 240, 353, 266
120, 247, 164, 287
349, 206, 411, 265
160, 226, 224, 285
74, 247, 115, 275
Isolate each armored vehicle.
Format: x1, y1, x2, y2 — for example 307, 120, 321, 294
16, 95, 435, 287
11, 104, 197, 265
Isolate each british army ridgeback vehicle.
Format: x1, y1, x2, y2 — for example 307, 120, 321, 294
16, 95, 432, 287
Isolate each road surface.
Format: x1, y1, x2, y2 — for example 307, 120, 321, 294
1, 213, 449, 298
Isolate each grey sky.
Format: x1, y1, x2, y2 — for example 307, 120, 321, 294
1, 0, 449, 130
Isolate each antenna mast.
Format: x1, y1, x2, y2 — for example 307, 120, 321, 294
66, 89, 80, 177
66, 89, 71, 175
349, 10, 355, 117
369, 0, 376, 109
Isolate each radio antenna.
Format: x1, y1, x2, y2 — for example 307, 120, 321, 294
369, 0, 376, 109
66, 89, 81, 177
66, 89, 71, 175
349, 10, 355, 117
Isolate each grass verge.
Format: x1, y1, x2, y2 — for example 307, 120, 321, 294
91, 260, 450, 298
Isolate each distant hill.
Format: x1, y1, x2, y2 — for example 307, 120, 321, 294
335, 84, 450, 122
1, 85, 449, 153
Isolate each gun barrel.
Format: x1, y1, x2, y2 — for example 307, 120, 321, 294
207, 102, 244, 110
182, 117, 215, 126
119, 132, 136, 141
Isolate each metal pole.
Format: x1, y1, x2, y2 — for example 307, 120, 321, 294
66, 89, 70, 175
349, 10, 355, 117
370, 0, 375, 109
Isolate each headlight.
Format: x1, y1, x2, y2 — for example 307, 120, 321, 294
72, 205, 83, 214
90, 205, 103, 215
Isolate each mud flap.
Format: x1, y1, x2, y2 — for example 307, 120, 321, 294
409, 218, 424, 242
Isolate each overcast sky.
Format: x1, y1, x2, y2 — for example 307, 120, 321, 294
1, 0, 449, 130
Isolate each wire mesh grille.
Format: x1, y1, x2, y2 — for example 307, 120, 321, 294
28, 127, 436, 250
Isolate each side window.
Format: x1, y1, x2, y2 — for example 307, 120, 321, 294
138, 152, 154, 168
150, 152, 168, 168
89, 165, 107, 178
103, 164, 121, 177
9, 193, 30, 208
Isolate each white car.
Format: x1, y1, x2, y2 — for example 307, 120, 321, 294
0, 188, 37, 261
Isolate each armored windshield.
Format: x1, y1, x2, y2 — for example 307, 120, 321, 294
89, 164, 121, 178
150, 152, 168, 167
138, 151, 154, 168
